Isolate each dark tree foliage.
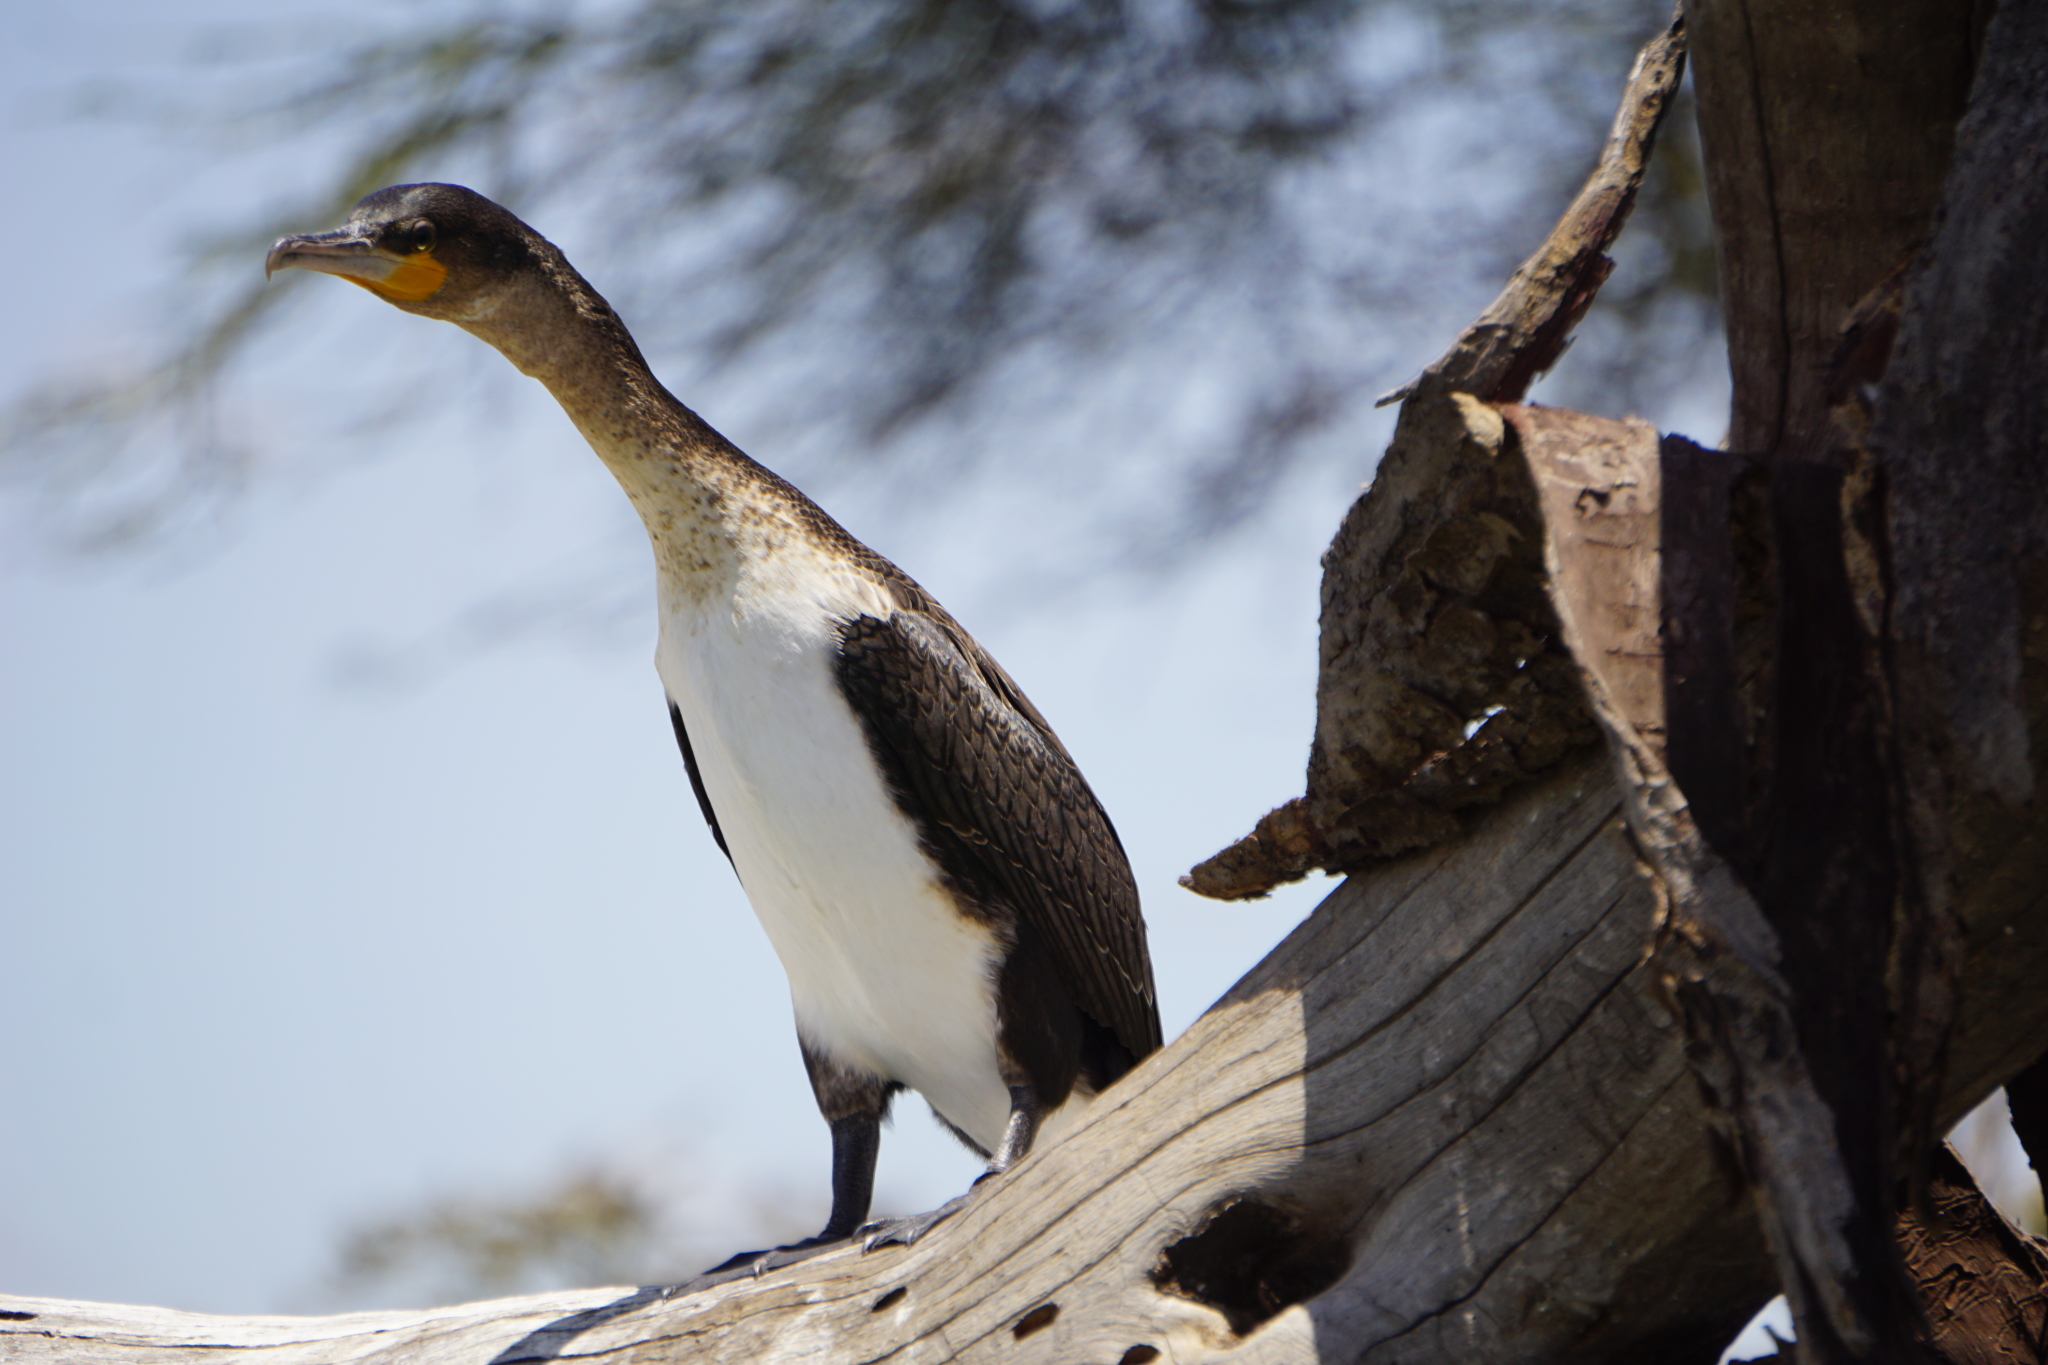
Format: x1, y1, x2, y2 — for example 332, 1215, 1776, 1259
4, 0, 1713, 569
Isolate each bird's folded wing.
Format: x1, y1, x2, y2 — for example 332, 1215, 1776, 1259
834, 610, 1161, 1059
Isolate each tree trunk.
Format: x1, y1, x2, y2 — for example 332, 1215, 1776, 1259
8, 5, 2047, 1362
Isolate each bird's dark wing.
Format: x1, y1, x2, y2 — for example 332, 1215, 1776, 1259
834, 610, 1161, 1063
668, 701, 733, 868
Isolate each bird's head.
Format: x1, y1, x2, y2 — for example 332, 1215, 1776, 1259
266, 183, 539, 323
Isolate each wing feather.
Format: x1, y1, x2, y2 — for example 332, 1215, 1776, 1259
834, 610, 1161, 1064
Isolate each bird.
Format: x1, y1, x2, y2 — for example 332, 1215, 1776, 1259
266, 183, 1161, 1277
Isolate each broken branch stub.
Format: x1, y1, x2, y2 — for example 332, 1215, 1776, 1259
1183, 394, 1618, 899
1187, 13, 1689, 901
1379, 10, 1687, 409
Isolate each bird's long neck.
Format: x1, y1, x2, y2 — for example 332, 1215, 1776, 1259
454, 255, 795, 600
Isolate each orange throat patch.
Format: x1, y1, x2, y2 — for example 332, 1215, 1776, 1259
352, 251, 448, 303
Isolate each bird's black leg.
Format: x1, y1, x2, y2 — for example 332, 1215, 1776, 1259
667, 1110, 882, 1296
821, 1110, 881, 1239
861, 1085, 1040, 1252
986, 1084, 1042, 1175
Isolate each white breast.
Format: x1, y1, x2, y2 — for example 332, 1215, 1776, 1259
652, 548, 1014, 1153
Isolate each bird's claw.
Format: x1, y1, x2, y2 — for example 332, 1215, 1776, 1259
856, 1191, 973, 1252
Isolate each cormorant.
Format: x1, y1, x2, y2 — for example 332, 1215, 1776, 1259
267, 184, 1160, 1276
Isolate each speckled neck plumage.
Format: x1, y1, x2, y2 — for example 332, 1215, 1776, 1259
452, 234, 829, 603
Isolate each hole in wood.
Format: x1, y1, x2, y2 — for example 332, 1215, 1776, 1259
1119, 1347, 1160, 1364
870, 1287, 906, 1313
1012, 1303, 1059, 1339
1151, 1196, 1350, 1336
0, 1311, 36, 1322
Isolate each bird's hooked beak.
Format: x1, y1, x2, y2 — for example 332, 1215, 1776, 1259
265, 226, 448, 303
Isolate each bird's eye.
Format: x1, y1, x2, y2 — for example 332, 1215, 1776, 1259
404, 220, 437, 253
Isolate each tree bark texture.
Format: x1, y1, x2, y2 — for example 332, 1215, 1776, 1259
1898, 1147, 2048, 1364
1683, 0, 1993, 463
8, 6, 2048, 1363
1675, 0, 2046, 1356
